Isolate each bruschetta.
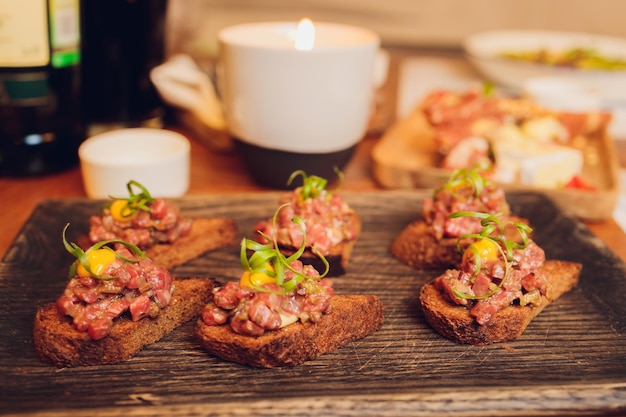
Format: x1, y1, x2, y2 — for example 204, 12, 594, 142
390, 165, 527, 270
84, 180, 238, 269
34, 225, 219, 367
419, 212, 581, 345
196, 205, 383, 368
253, 170, 361, 276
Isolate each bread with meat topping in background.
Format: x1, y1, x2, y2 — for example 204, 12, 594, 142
277, 215, 362, 277
195, 294, 384, 368
390, 221, 460, 270
419, 260, 581, 345
390, 215, 530, 270
79, 217, 238, 270
146, 217, 238, 269
33, 277, 219, 368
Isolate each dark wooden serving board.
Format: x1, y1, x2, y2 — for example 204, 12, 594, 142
1, 191, 626, 417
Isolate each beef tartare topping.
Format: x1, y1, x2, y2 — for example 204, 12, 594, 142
88, 180, 192, 249
434, 213, 549, 325
422, 165, 511, 240
57, 224, 174, 340
203, 264, 334, 337
202, 204, 334, 337
254, 170, 359, 255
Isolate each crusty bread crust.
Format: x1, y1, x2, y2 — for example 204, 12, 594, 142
390, 215, 529, 270
390, 221, 460, 270
195, 294, 384, 368
277, 214, 361, 277
34, 278, 219, 368
146, 218, 238, 269
419, 260, 582, 345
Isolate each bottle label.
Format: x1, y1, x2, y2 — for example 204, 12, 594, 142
49, 0, 81, 68
0, 0, 80, 68
0, 0, 50, 66
0, 72, 49, 105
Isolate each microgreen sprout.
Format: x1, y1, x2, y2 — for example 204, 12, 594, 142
448, 211, 533, 300
105, 180, 154, 219
482, 81, 496, 97
435, 164, 493, 201
287, 168, 343, 200
62, 223, 147, 280
241, 203, 329, 294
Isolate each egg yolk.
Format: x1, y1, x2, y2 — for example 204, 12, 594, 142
463, 238, 500, 265
240, 266, 276, 288
77, 248, 117, 278
109, 199, 136, 222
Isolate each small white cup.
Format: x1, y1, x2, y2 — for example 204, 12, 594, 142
217, 20, 381, 187
79, 128, 190, 198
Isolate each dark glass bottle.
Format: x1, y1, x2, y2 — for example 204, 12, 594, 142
0, 0, 85, 176
80, 0, 167, 133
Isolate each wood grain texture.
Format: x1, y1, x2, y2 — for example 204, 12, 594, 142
1, 190, 626, 416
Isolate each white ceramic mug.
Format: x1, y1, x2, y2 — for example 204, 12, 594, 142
217, 20, 381, 187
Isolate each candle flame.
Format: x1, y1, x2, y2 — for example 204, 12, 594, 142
294, 18, 315, 51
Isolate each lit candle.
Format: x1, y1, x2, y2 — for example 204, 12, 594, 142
294, 18, 315, 51
217, 20, 381, 187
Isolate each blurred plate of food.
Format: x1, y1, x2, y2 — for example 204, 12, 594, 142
372, 86, 620, 221
463, 29, 626, 139
463, 30, 626, 100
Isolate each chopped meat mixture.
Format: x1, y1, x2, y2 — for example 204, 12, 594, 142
254, 190, 358, 255
56, 247, 174, 340
201, 260, 334, 337
89, 198, 192, 248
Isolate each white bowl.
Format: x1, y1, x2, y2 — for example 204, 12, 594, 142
79, 128, 190, 199
463, 30, 626, 102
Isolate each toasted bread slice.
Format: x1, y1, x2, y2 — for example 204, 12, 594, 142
419, 260, 581, 345
390, 215, 529, 270
390, 221, 460, 270
79, 217, 238, 270
195, 294, 384, 368
146, 218, 238, 269
34, 277, 219, 368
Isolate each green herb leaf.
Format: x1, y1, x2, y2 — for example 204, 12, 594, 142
435, 164, 493, 201
62, 223, 148, 281
287, 168, 344, 200
241, 203, 329, 294
448, 212, 533, 300
106, 180, 154, 218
